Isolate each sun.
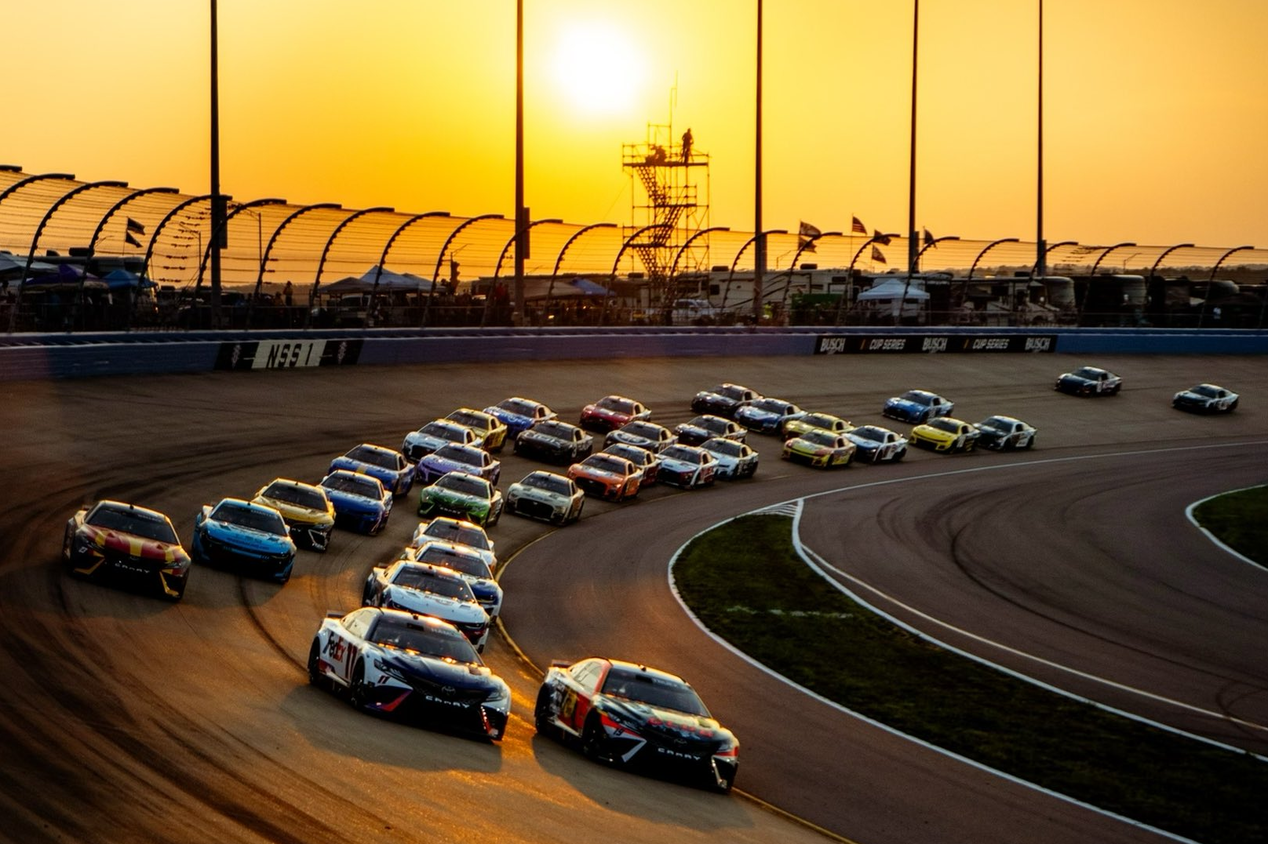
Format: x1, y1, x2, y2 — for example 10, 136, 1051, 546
549, 20, 645, 117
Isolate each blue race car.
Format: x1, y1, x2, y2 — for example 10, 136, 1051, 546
882, 389, 955, 424
415, 443, 501, 487
329, 443, 414, 496
483, 396, 557, 440
319, 469, 392, 534
734, 397, 805, 435
191, 498, 297, 583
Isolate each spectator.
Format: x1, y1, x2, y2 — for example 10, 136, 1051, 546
283, 280, 293, 307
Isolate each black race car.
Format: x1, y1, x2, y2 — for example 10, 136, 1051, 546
534, 656, 739, 793
1055, 365, 1121, 397
690, 383, 761, 418
514, 420, 593, 464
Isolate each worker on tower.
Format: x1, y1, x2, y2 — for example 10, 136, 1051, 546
681, 128, 693, 162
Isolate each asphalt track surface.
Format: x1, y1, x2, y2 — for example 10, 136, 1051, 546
1, 352, 1265, 844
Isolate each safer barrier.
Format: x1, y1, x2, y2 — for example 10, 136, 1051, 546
1, 326, 1265, 381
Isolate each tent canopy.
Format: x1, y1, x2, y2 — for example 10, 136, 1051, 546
856, 280, 930, 301
324, 265, 435, 293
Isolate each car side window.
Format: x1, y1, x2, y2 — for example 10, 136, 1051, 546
344, 609, 373, 639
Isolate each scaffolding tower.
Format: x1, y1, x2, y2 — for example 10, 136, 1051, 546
621, 122, 710, 310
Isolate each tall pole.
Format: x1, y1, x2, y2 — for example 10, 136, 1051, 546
1036, 0, 1046, 278
906, 0, 919, 281
209, 0, 224, 329
513, 0, 527, 326
752, 0, 765, 323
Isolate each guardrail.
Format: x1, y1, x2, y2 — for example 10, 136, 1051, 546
1, 326, 1265, 382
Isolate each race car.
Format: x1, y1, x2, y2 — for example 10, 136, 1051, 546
63, 500, 191, 601
673, 414, 746, 447
406, 540, 503, 618
845, 424, 909, 463
1172, 383, 1239, 413
882, 390, 955, 424
568, 453, 641, 501
974, 416, 1037, 451
579, 394, 651, 433
505, 470, 585, 525
601, 442, 661, 486
910, 417, 980, 453
782, 411, 852, 441
482, 396, 557, 439
782, 428, 856, 468
604, 420, 675, 453
411, 515, 495, 558
329, 443, 414, 496
690, 383, 761, 418
191, 498, 297, 583
362, 560, 491, 650
319, 469, 392, 535
514, 419, 593, 464
415, 443, 501, 487
417, 470, 503, 526
656, 444, 718, 489
700, 437, 759, 480
308, 607, 510, 741
734, 397, 805, 435
534, 656, 739, 793
1054, 366, 1121, 396
444, 407, 509, 452
401, 419, 479, 461
251, 478, 335, 552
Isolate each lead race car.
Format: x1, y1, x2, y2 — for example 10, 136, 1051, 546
910, 417, 980, 453
63, 500, 192, 601
534, 657, 739, 793
308, 607, 510, 741
882, 389, 954, 424
1172, 383, 1239, 413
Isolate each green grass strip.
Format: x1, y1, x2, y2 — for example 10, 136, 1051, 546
1193, 486, 1268, 567
673, 514, 1267, 844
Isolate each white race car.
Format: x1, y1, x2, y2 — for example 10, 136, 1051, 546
699, 437, 758, 480
656, 444, 719, 489
410, 517, 496, 570
363, 559, 491, 651
405, 540, 503, 619
506, 470, 585, 525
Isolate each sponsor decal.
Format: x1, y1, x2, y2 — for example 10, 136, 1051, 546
215, 339, 363, 370
815, 334, 1056, 354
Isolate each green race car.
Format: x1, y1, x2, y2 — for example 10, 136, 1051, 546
418, 471, 503, 526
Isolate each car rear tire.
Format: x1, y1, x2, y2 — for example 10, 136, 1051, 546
307, 639, 327, 689
581, 713, 610, 763
533, 687, 554, 735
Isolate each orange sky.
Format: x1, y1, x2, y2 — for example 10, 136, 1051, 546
4, 0, 1267, 250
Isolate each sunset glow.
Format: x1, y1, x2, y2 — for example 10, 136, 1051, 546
550, 21, 646, 117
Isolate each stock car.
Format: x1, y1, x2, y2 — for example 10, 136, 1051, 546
656, 444, 718, 489
483, 396, 557, 439
191, 498, 297, 583
417, 470, 503, 526
505, 470, 585, 525
319, 470, 392, 534
568, 453, 642, 501
604, 420, 675, 453
910, 417, 980, 453
782, 429, 856, 468
534, 657, 739, 793
1172, 383, 1239, 413
362, 560, 491, 650
402, 419, 479, 461
251, 478, 336, 552
882, 390, 955, 424
734, 397, 805, 435
579, 395, 651, 433
445, 407, 509, 452
330, 443, 414, 496
411, 516, 497, 571
974, 416, 1037, 450
416, 443, 501, 487
602, 442, 661, 486
515, 419, 593, 464
700, 437, 759, 480
845, 424, 909, 463
406, 540, 503, 618
782, 411, 852, 441
673, 414, 746, 447
1054, 365, 1122, 396
308, 607, 510, 741
690, 383, 761, 418
63, 500, 192, 601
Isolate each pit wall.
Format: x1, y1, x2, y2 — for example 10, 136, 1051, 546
1, 326, 1265, 382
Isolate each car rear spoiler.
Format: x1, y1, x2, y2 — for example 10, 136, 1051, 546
326, 610, 343, 619
550, 659, 571, 668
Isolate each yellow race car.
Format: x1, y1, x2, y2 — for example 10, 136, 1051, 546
909, 417, 980, 453
781, 429, 856, 468
781, 411, 853, 441
251, 478, 336, 551
446, 407, 510, 452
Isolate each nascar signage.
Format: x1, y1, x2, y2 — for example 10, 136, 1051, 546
215, 338, 363, 370
815, 334, 1056, 355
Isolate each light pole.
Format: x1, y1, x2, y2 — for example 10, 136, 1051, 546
487, 217, 561, 326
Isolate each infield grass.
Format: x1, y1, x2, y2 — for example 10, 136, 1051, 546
672, 514, 1267, 844
1193, 485, 1268, 567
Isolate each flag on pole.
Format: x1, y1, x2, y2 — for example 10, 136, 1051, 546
798, 221, 821, 253
125, 232, 142, 248
851, 216, 867, 235
126, 217, 146, 235
873, 229, 892, 246
871, 245, 887, 264
923, 227, 934, 247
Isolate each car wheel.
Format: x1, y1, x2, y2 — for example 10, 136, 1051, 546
307, 639, 327, 689
892, 447, 906, 462
533, 687, 555, 735
349, 660, 371, 711
1228, 399, 1238, 412
581, 713, 610, 763
61, 527, 74, 566
1110, 384, 1121, 395
489, 504, 502, 528
1024, 435, 1035, 450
